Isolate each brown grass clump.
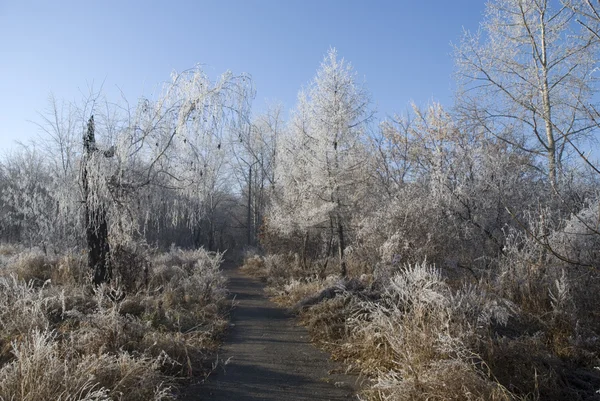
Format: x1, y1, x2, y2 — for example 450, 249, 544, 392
0, 248, 88, 287
0, 330, 111, 401
301, 293, 356, 346
239, 254, 266, 277
51, 253, 89, 286
12, 250, 55, 284
0, 244, 18, 256
368, 359, 512, 401
0, 276, 50, 350
269, 275, 339, 306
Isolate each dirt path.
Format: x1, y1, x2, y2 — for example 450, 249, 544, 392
179, 263, 357, 401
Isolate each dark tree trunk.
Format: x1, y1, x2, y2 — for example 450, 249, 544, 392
82, 116, 112, 285
193, 225, 202, 248
247, 164, 253, 246
301, 230, 309, 269
208, 218, 215, 251
218, 229, 224, 252
86, 208, 111, 285
336, 214, 347, 277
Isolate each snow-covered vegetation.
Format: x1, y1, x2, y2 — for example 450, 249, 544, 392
0, 245, 227, 400
2, 0, 600, 399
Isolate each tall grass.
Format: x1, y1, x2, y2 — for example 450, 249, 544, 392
0, 245, 228, 400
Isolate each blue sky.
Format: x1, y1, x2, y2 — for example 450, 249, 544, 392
0, 0, 485, 151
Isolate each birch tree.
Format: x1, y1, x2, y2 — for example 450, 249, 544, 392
455, 0, 598, 188
270, 49, 371, 276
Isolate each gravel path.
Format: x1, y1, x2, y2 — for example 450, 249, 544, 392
179, 263, 357, 401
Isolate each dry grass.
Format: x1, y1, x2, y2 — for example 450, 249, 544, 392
0, 244, 18, 257
269, 275, 341, 306
0, 246, 229, 400
262, 254, 600, 401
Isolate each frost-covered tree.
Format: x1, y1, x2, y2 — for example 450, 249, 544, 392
0, 96, 83, 251
269, 49, 372, 275
78, 67, 253, 284
360, 103, 542, 270
0, 67, 254, 284
455, 0, 598, 188
231, 105, 281, 247
0, 147, 57, 250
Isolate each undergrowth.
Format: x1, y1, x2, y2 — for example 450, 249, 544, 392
242, 252, 600, 401
0, 244, 229, 400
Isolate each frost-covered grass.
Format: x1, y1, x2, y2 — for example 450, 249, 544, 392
247, 252, 600, 401
0, 245, 228, 400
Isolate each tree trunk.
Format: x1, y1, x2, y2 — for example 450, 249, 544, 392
301, 230, 309, 269
247, 164, 253, 246
320, 217, 335, 278
82, 116, 111, 286
336, 214, 347, 277
193, 225, 202, 248
208, 218, 215, 251
540, 19, 557, 189
86, 208, 111, 285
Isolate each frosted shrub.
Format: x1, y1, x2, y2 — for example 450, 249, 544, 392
247, 253, 291, 286
149, 263, 187, 289
240, 254, 265, 276
451, 283, 516, 329
152, 247, 221, 274
0, 243, 18, 257
378, 232, 403, 266
495, 224, 558, 313
264, 253, 285, 274
550, 200, 600, 268
357, 190, 447, 267
383, 261, 448, 309
69, 304, 147, 356
158, 249, 226, 307
348, 262, 513, 400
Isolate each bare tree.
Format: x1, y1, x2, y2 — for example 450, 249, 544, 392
455, 0, 598, 188
231, 105, 281, 247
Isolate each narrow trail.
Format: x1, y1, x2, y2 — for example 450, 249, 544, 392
179, 263, 357, 401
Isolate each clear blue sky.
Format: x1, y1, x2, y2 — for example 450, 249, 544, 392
0, 0, 485, 151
